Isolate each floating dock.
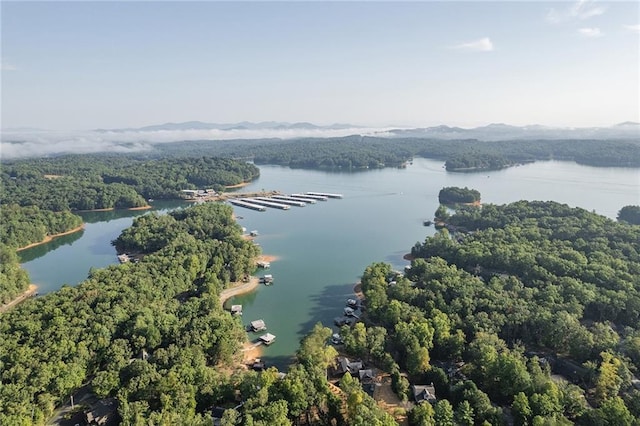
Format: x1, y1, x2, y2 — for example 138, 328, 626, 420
307, 191, 343, 199
291, 193, 328, 201
273, 195, 316, 204
229, 199, 267, 211
241, 198, 290, 210
253, 196, 306, 207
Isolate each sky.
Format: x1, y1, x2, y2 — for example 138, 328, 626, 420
1, 0, 639, 131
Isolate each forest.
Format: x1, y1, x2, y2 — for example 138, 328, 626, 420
0, 156, 260, 211
0, 204, 83, 303
150, 136, 640, 171
0, 202, 396, 425
618, 206, 640, 225
438, 187, 482, 205
344, 200, 640, 425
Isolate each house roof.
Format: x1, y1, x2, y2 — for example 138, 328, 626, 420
259, 333, 276, 343
359, 369, 375, 383
412, 384, 437, 403
250, 319, 266, 329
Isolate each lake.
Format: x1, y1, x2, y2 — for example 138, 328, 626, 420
19, 158, 640, 367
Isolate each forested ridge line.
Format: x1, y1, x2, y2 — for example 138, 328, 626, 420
151, 136, 640, 170
344, 200, 640, 425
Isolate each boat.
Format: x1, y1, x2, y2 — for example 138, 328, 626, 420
423, 220, 433, 226
346, 298, 358, 308
331, 333, 343, 345
344, 307, 358, 317
260, 274, 274, 285
250, 230, 259, 236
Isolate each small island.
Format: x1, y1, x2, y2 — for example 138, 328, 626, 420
438, 186, 481, 205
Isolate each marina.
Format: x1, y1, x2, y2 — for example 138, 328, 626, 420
239, 198, 290, 210
272, 195, 316, 204
291, 193, 328, 201
253, 196, 306, 207
228, 199, 267, 211
306, 191, 343, 199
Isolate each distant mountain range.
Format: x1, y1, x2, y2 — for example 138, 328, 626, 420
379, 122, 640, 141
93, 120, 639, 141
95, 121, 360, 132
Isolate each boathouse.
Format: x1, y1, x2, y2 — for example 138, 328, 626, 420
249, 319, 266, 332
259, 333, 276, 345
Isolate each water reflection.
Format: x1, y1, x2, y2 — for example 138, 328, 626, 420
18, 229, 84, 263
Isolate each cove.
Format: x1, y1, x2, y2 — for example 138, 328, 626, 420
19, 158, 640, 367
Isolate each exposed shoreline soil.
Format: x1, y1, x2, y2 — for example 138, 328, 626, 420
16, 225, 86, 252
0, 284, 38, 313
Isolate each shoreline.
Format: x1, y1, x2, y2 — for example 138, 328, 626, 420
225, 181, 251, 189
0, 284, 38, 313
219, 276, 261, 306
16, 224, 85, 252
75, 204, 152, 212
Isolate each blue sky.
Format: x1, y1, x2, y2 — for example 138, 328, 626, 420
1, 1, 638, 130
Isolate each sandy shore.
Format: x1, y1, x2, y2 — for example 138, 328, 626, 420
0, 284, 38, 313
16, 225, 85, 252
128, 205, 153, 211
225, 182, 251, 189
241, 341, 264, 364
257, 254, 280, 263
219, 277, 261, 305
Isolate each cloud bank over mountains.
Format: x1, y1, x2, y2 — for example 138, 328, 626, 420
1, 121, 638, 160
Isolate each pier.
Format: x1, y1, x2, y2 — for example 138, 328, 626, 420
272, 194, 316, 204
240, 198, 290, 210
291, 193, 328, 201
307, 191, 343, 199
228, 199, 267, 211
253, 196, 306, 207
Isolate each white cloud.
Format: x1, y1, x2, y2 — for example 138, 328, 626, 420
452, 37, 494, 52
623, 24, 640, 33
0, 127, 395, 159
578, 27, 603, 37
546, 0, 606, 24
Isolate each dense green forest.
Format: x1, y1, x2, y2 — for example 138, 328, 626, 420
438, 187, 482, 205
0, 156, 260, 211
0, 202, 395, 425
150, 136, 640, 171
345, 201, 640, 425
0, 204, 83, 302
0, 204, 83, 249
618, 205, 640, 225
0, 203, 256, 423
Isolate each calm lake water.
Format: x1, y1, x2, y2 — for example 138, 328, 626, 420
19, 158, 640, 367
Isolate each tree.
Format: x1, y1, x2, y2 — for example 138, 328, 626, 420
433, 400, 454, 426
454, 400, 475, 426
617, 205, 640, 225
